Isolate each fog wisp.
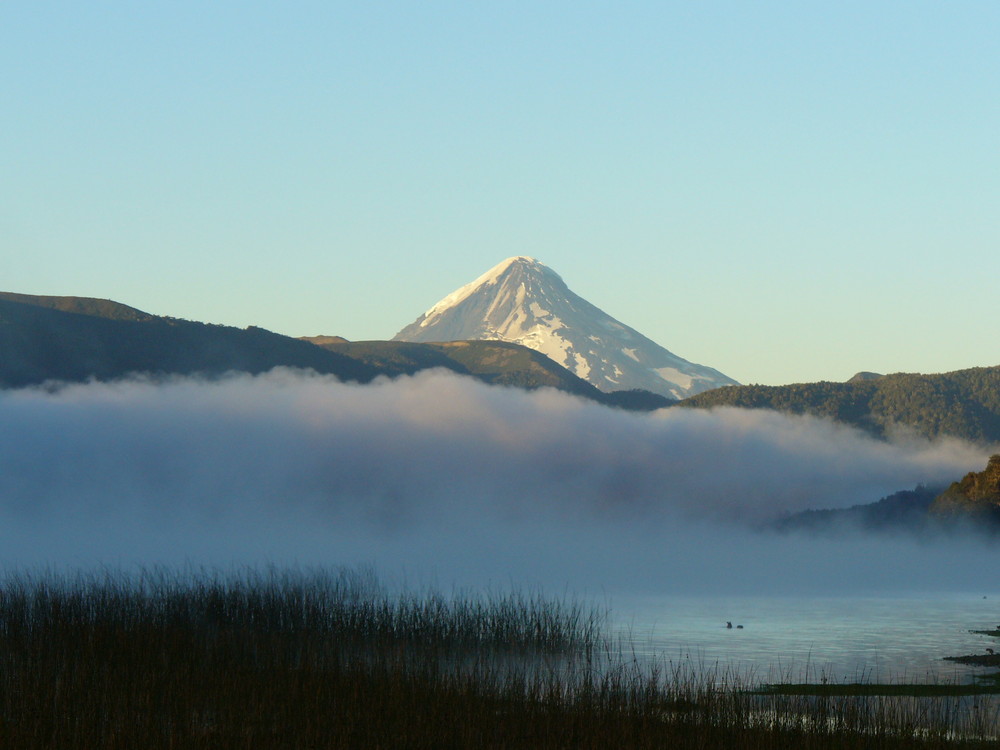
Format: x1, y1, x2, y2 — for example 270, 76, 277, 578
1, 369, 994, 594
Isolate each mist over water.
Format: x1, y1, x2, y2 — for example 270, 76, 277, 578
1, 369, 996, 595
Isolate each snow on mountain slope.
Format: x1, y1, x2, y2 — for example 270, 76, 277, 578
392, 257, 738, 399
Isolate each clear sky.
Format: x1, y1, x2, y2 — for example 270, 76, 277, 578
3, 2, 997, 386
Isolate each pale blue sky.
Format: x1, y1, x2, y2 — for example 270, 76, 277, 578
3, 2, 997, 385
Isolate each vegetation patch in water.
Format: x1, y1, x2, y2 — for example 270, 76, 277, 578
756, 682, 1000, 697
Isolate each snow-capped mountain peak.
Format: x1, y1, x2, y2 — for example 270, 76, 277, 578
394, 257, 737, 399
420, 256, 550, 326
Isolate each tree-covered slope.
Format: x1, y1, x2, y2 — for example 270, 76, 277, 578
931, 455, 1000, 521
0, 295, 377, 387
771, 486, 942, 535
772, 455, 1000, 535
680, 367, 1000, 444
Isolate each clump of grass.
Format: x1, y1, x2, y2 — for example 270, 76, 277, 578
0, 565, 997, 748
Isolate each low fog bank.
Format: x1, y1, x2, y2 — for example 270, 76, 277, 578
0, 369, 995, 595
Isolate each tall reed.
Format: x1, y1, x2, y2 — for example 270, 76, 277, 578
0, 565, 995, 748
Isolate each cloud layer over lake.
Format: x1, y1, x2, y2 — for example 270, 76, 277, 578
1, 370, 995, 594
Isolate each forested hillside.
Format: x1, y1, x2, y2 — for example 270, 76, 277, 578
0, 295, 377, 387
681, 367, 1000, 444
931, 454, 1000, 520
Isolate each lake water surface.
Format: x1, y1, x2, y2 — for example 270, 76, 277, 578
611, 591, 1000, 686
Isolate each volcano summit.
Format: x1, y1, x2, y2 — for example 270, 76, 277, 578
393, 257, 737, 399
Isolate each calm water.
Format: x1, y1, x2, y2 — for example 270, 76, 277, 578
611, 591, 1000, 686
